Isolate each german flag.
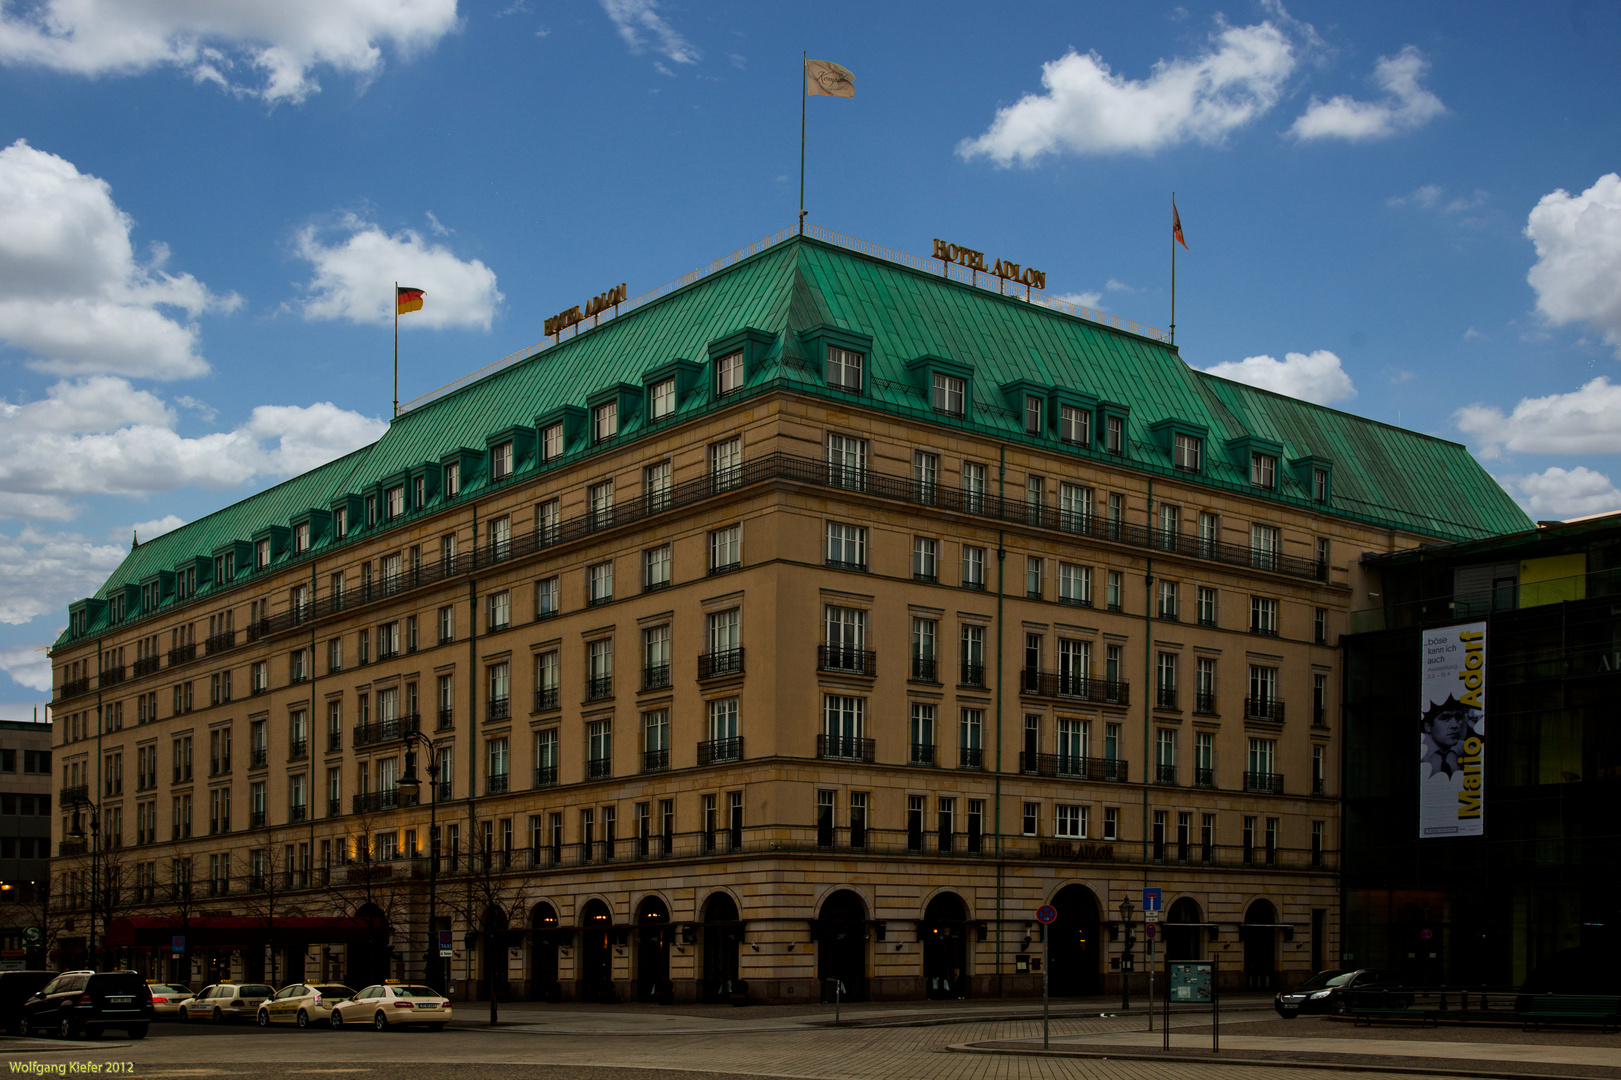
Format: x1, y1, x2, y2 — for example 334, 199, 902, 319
397, 286, 425, 315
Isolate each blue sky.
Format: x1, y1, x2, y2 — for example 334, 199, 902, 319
2, 0, 1619, 709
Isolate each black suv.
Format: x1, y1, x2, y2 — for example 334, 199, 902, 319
21, 970, 154, 1039
0, 971, 55, 1035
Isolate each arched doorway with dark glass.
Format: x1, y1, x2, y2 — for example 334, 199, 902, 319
346, 902, 391, 990
1165, 896, 1205, 963
1048, 884, 1102, 996
636, 895, 672, 1003
1243, 899, 1279, 990
579, 899, 615, 1003
816, 889, 868, 1003
921, 892, 970, 999
700, 892, 742, 1002
529, 902, 561, 1001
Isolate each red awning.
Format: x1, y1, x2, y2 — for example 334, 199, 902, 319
106, 916, 385, 949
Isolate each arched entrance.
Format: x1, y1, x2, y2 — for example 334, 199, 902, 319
816, 889, 868, 1003
480, 906, 511, 1002
1049, 884, 1102, 996
701, 893, 741, 1002
922, 893, 970, 999
1165, 897, 1204, 962
579, 899, 615, 1002
346, 902, 390, 989
529, 903, 560, 1001
636, 896, 672, 1002
1243, 899, 1278, 990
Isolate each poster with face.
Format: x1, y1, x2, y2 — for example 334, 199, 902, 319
1419, 622, 1486, 838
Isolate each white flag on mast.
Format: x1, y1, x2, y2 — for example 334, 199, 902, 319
805, 58, 854, 98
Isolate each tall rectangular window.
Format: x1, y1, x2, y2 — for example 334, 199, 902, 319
961, 545, 985, 589
1107, 570, 1123, 611
1059, 562, 1091, 605
587, 720, 612, 776
1250, 596, 1278, 635
826, 433, 868, 490
1059, 482, 1093, 533
910, 703, 935, 764
587, 561, 614, 605
1197, 586, 1217, 626
1314, 607, 1328, 644
1060, 404, 1090, 445
443, 461, 461, 498
487, 590, 511, 630
644, 544, 672, 589
913, 451, 939, 504
1026, 555, 1043, 598
592, 400, 618, 442
715, 350, 744, 395
825, 521, 867, 569
1106, 415, 1123, 453
491, 441, 513, 481
1158, 579, 1179, 619
1250, 452, 1277, 489
827, 346, 864, 391
535, 576, 559, 618
644, 461, 672, 512
1024, 395, 1043, 435
650, 377, 676, 421
541, 422, 564, 461
913, 536, 938, 581
961, 461, 986, 512
588, 480, 614, 528
386, 485, 404, 519
709, 436, 742, 490
911, 617, 937, 681
960, 624, 985, 686
1250, 523, 1281, 571
588, 639, 614, 699
931, 373, 965, 415
1313, 468, 1329, 502
709, 525, 741, 573
1196, 657, 1216, 714
1196, 730, 1215, 785
1173, 433, 1202, 471
959, 708, 983, 768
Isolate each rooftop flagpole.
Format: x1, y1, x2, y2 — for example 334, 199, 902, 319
799, 51, 807, 234
393, 279, 400, 418
1170, 196, 1176, 346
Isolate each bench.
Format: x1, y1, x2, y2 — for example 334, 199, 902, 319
1351, 1007, 1440, 1027
1519, 995, 1621, 1032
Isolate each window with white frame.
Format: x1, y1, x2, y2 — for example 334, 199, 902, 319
535, 576, 559, 618
487, 590, 510, 630
913, 450, 939, 503
491, 441, 514, 480
709, 437, 742, 490
709, 525, 741, 572
1056, 804, 1086, 838
644, 544, 671, 589
1251, 451, 1277, 489
913, 536, 938, 581
443, 462, 461, 498
825, 432, 868, 490
1174, 433, 1202, 471
1198, 585, 1217, 625
541, 423, 564, 461
961, 545, 985, 589
961, 461, 986, 512
1059, 562, 1092, 605
588, 480, 614, 527
592, 400, 618, 443
644, 460, 672, 512
1059, 482, 1093, 532
715, 349, 744, 395
931, 372, 965, 415
649, 377, 675, 421
1024, 395, 1043, 435
825, 521, 867, 569
1060, 404, 1091, 445
1250, 523, 1281, 571
827, 346, 863, 391
588, 562, 614, 605
1250, 595, 1278, 635
386, 485, 404, 519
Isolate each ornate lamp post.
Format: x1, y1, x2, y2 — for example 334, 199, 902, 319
1118, 897, 1135, 1012
395, 733, 443, 993
66, 795, 100, 970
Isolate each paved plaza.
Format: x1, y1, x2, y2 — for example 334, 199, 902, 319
2, 996, 1616, 1080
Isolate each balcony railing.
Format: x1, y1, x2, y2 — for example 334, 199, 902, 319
288, 739, 308, 761
909, 743, 935, 766
437, 707, 455, 730
534, 766, 558, 788
1155, 688, 1178, 710
697, 648, 744, 680
1018, 753, 1130, 782
818, 645, 876, 676
910, 657, 938, 683
696, 737, 743, 766
960, 663, 985, 688
817, 734, 874, 762
1313, 706, 1329, 728
1244, 771, 1286, 795
641, 664, 671, 691
958, 746, 984, 770
352, 790, 401, 814
533, 687, 559, 711
586, 675, 613, 701
327, 731, 343, 752
133, 656, 161, 678
1155, 763, 1178, 786
1020, 668, 1130, 706
487, 697, 511, 723
353, 713, 420, 748
59, 677, 91, 699
1312, 776, 1326, 796
204, 631, 236, 655
101, 664, 126, 686
1244, 698, 1285, 723
1195, 766, 1215, 788
586, 757, 612, 780
487, 774, 509, 795
1194, 692, 1218, 715
60, 784, 89, 806
168, 643, 197, 667
250, 810, 266, 829
249, 747, 268, 768
328, 797, 342, 817
642, 748, 669, 773
289, 805, 307, 823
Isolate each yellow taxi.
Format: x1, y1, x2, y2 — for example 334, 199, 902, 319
255, 982, 356, 1028
146, 982, 194, 1019
183, 981, 274, 1022
328, 982, 452, 1031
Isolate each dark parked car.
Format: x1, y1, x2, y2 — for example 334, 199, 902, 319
21, 970, 154, 1039
1275, 968, 1404, 1017
0, 971, 55, 1035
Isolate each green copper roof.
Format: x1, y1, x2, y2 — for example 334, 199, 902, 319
61, 232, 1530, 644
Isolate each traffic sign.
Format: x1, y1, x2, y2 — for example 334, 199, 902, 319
1142, 887, 1162, 912
1144, 909, 1161, 924
1420, 928, 1433, 941
1035, 905, 1058, 925
438, 929, 455, 958
171, 935, 185, 954
1144, 923, 1157, 940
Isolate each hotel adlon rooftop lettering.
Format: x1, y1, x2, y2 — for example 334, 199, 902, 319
545, 282, 629, 338
932, 238, 1046, 290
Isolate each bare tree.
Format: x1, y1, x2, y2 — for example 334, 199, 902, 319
238, 839, 293, 984
439, 809, 528, 1026
319, 807, 406, 987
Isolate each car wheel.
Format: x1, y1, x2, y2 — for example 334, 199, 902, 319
57, 1017, 76, 1040
127, 1025, 148, 1040
373, 1011, 388, 1032
1330, 999, 1349, 1016
257, 1009, 270, 1027
212, 1007, 224, 1024
330, 1010, 344, 1030
297, 1010, 309, 1029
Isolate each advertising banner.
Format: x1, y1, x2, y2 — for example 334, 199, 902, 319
1420, 622, 1486, 838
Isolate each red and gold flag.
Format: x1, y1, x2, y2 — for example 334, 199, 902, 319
1172, 202, 1188, 250
396, 286, 425, 315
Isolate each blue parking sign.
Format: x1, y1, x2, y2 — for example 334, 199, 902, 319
171, 935, 185, 953
1142, 887, 1161, 912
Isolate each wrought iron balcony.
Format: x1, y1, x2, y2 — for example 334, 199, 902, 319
1244, 771, 1285, 795
586, 757, 612, 780
352, 790, 401, 814
60, 784, 89, 806
59, 677, 91, 699
204, 631, 236, 655
1019, 668, 1130, 706
133, 656, 161, 678
696, 737, 743, 766
167, 643, 197, 667
910, 657, 938, 683
817, 733, 874, 762
697, 648, 744, 680
487, 774, 509, 795
249, 747, 268, 768
101, 664, 126, 686
1195, 766, 1215, 788
1155, 763, 1178, 786
328, 797, 342, 817
1244, 698, 1285, 723
353, 714, 420, 748
534, 687, 560, 711
487, 697, 511, 723
909, 743, 935, 766
534, 766, 558, 788
642, 748, 669, 773
1155, 688, 1178, 710
641, 664, 670, 691
437, 707, 455, 730
958, 746, 984, 770
960, 663, 985, 688
1018, 752, 1129, 782
1194, 692, 1218, 715
818, 645, 876, 676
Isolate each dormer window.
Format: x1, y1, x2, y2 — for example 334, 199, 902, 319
931, 373, 965, 416
255, 538, 271, 569
1024, 396, 1043, 436
1251, 452, 1277, 490
492, 441, 514, 481
365, 495, 377, 526
541, 423, 564, 461
334, 507, 349, 538
1106, 416, 1124, 454
650, 378, 675, 421
385, 485, 404, 520
1174, 433, 1202, 472
827, 347, 864, 392
592, 401, 618, 443
444, 462, 461, 498
715, 350, 745, 396
1061, 404, 1090, 446
292, 523, 309, 554
413, 476, 425, 507
1313, 468, 1329, 503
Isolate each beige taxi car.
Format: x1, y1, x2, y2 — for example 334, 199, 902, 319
183, 981, 274, 1022
146, 982, 194, 1019
328, 982, 452, 1031
255, 982, 356, 1028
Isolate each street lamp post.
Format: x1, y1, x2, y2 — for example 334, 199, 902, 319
67, 795, 100, 970
396, 733, 442, 994
1118, 898, 1135, 1012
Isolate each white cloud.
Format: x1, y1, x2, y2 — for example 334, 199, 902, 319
1462, 327, 1485, 342
1524, 173, 1621, 356
1290, 46, 1444, 142
1455, 376, 1621, 458
0, 644, 53, 692
0, 0, 459, 104
294, 214, 502, 330
0, 377, 387, 502
0, 526, 126, 626
1055, 291, 1105, 310
957, 17, 1297, 164
1387, 183, 1486, 215
125, 514, 186, 544
1105, 278, 1134, 293
598, 0, 698, 65
0, 140, 238, 379
1505, 466, 1621, 521
1201, 349, 1356, 405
